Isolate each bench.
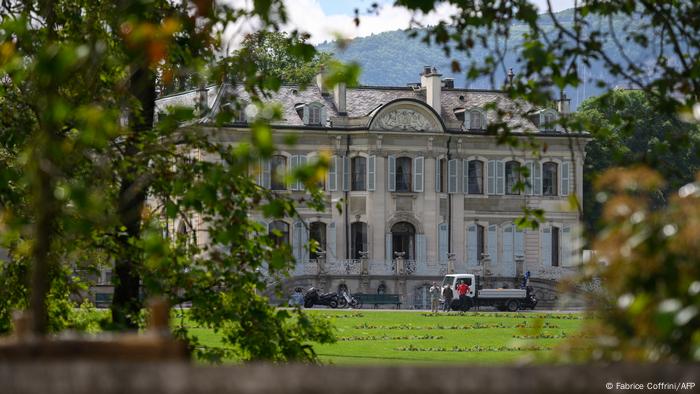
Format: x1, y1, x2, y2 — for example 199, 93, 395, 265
355, 294, 402, 309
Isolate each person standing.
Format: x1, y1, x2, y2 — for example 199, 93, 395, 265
429, 281, 441, 313
442, 285, 453, 312
457, 281, 470, 309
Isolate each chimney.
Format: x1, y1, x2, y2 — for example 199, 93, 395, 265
315, 65, 329, 96
420, 66, 442, 112
333, 82, 347, 115
442, 78, 454, 89
557, 90, 571, 114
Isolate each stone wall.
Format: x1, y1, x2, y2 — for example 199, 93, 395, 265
1, 361, 697, 394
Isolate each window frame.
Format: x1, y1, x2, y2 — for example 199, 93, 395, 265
505, 160, 521, 195
351, 156, 367, 191
395, 156, 413, 192
542, 161, 559, 196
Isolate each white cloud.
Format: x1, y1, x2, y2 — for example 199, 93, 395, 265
221, 0, 576, 50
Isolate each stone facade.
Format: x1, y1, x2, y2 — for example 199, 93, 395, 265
155, 66, 589, 309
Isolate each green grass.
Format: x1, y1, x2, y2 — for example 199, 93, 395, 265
192, 309, 589, 365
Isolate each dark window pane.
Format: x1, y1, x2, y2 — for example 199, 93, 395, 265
309, 222, 326, 260
543, 162, 558, 196
269, 221, 289, 246
351, 157, 367, 191
551, 227, 560, 267
506, 161, 521, 195
468, 161, 484, 194
271, 155, 286, 190
350, 222, 367, 259
395, 157, 412, 192
391, 222, 415, 260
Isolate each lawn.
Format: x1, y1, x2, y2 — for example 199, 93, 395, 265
191, 309, 590, 365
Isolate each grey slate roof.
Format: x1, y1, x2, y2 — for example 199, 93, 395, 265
155, 82, 542, 132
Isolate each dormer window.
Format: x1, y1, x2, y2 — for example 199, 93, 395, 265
302, 102, 327, 126
540, 109, 558, 132
464, 108, 486, 130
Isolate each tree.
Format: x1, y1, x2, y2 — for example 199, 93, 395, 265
0, 0, 353, 361
578, 89, 700, 235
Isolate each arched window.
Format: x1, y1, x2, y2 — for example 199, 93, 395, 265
391, 222, 415, 261
350, 222, 368, 260
308, 105, 321, 125
269, 221, 289, 246
270, 155, 287, 190
505, 161, 521, 195
395, 157, 412, 192
542, 162, 558, 196
309, 222, 326, 260
468, 160, 484, 194
351, 156, 367, 191
543, 112, 556, 131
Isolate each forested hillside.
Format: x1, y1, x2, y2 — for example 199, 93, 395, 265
317, 8, 663, 109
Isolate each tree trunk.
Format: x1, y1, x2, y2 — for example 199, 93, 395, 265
110, 65, 156, 329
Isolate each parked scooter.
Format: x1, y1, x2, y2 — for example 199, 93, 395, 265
303, 287, 340, 308
338, 291, 362, 309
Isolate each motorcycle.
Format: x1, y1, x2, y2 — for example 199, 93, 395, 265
303, 287, 340, 308
338, 291, 362, 309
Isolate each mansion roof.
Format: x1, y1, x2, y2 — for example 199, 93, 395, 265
156, 67, 572, 135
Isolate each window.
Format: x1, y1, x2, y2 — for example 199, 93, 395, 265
309, 105, 321, 125
438, 158, 447, 193
469, 110, 484, 130
309, 222, 326, 260
551, 226, 560, 267
350, 222, 368, 260
395, 157, 412, 192
476, 224, 485, 265
542, 162, 558, 196
468, 160, 484, 194
543, 112, 556, 131
391, 222, 415, 261
271, 155, 287, 190
505, 161, 521, 195
351, 156, 367, 191
269, 221, 289, 247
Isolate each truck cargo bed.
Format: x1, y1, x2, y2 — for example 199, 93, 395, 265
477, 289, 526, 298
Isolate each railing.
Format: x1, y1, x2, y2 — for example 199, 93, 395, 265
326, 259, 363, 275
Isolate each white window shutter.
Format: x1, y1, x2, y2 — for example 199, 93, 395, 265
298, 155, 307, 191
290, 156, 299, 191
496, 161, 505, 195
541, 227, 552, 266
417, 234, 426, 265
342, 156, 350, 191
262, 159, 271, 189
438, 223, 448, 263
562, 226, 572, 265
488, 224, 498, 265
463, 159, 469, 193
388, 156, 396, 192
515, 227, 525, 258
526, 161, 534, 195
367, 155, 376, 191
561, 161, 570, 196
467, 224, 477, 265
413, 156, 424, 192
464, 111, 471, 129
385, 233, 393, 262
328, 156, 337, 191
302, 105, 309, 124
503, 225, 514, 271
487, 160, 496, 195
327, 222, 336, 261
534, 161, 542, 195
293, 221, 303, 262
435, 158, 441, 192
448, 159, 458, 193
320, 106, 327, 126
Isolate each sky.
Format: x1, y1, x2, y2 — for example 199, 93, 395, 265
226, 0, 577, 48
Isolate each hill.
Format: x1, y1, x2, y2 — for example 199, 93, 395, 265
317, 8, 658, 109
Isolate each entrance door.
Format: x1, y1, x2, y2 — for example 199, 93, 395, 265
391, 222, 415, 260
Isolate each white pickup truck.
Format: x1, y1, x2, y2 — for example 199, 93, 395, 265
441, 273, 538, 312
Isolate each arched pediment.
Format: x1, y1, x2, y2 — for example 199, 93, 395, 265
368, 99, 445, 133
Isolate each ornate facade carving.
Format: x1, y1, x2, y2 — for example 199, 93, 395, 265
375, 109, 434, 131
